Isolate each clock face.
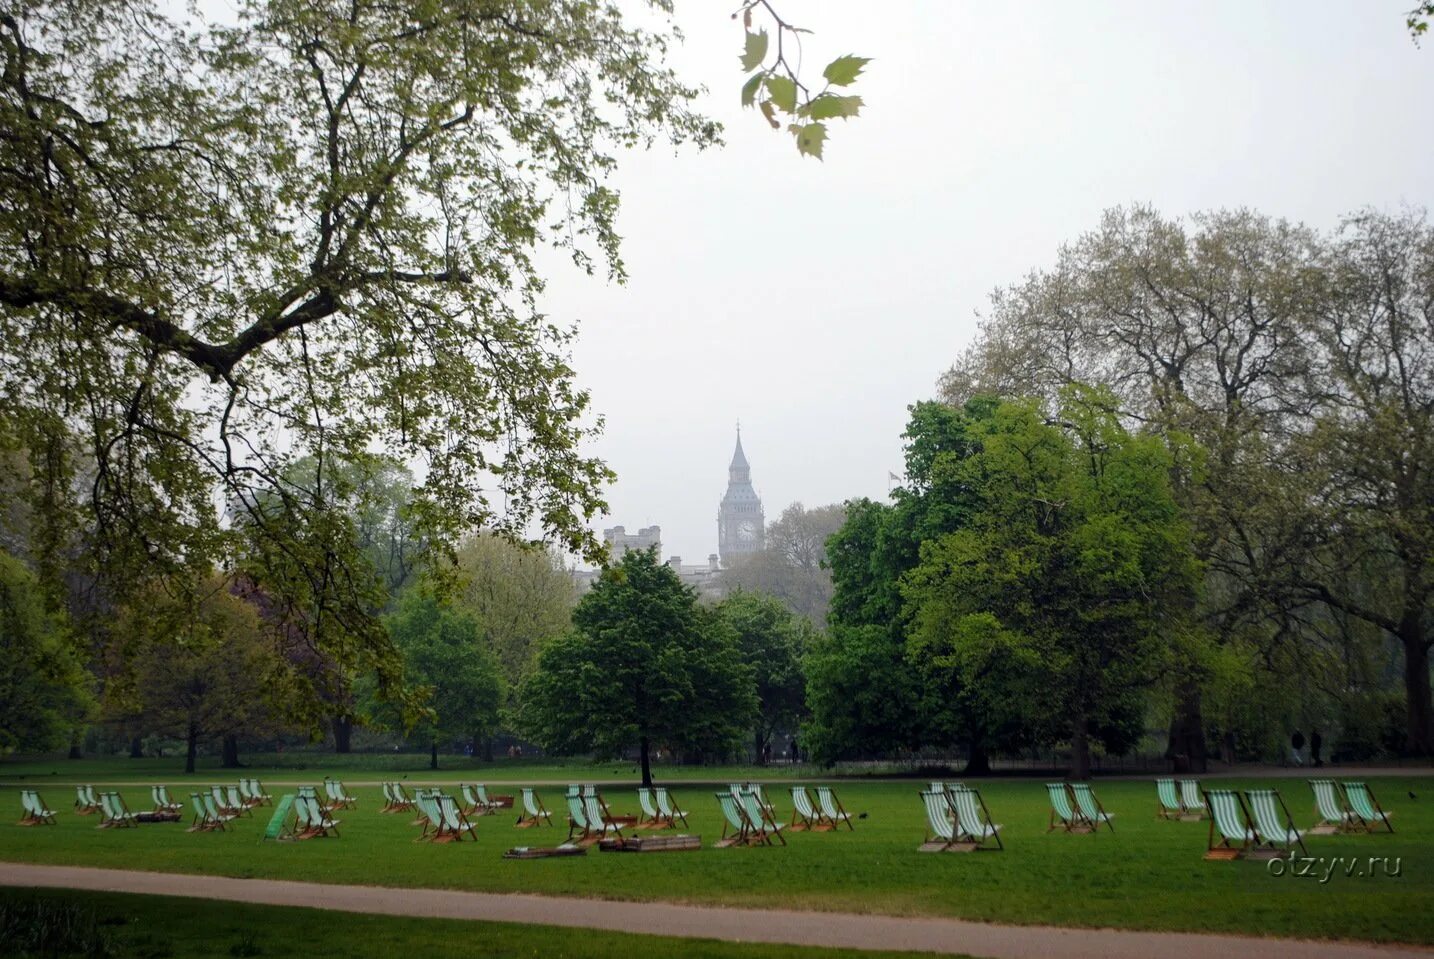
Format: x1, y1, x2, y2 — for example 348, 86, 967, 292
737, 520, 758, 542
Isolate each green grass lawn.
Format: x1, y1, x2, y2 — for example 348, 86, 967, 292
0, 888, 957, 958
4, 773, 1429, 943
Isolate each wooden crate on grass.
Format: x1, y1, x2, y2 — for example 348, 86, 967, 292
599, 833, 701, 853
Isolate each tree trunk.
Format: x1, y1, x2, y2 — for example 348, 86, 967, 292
1403, 627, 1432, 756
333, 716, 353, 754
753, 729, 766, 766
221, 734, 241, 768
1165, 680, 1208, 773
67, 737, 82, 760
129, 736, 143, 759
962, 743, 991, 776
1070, 716, 1091, 780
639, 735, 653, 788
481, 736, 494, 762
185, 725, 198, 774
430, 739, 439, 770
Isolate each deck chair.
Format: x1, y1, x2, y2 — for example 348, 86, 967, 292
302, 793, 340, 838
789, 786, 821, 831
158, 786, 184, 813
473, 784, 504, 813
740, 788, 786, 845
1309, 779, 1362, 833
1179, 779, 1205, 819
636, 787, 662, 828
202, 792, 235, 829
20, 790, 57, 825
99, 792, 138, 828
243, 779, 272, 807
919, 788, 959, 851
1246, 789, 1307, 856
412, 790, 443, 841
516, 787, 553, 828
1069, 783, 1114, 832
209, 785, 239, 816
1155, 778, 1184, 820
188, 793, 219, 832
225, 785, 252, 817
380, 782, 396, 812
564, 789, 592, 843
1047, 783, 1089, 832
949, 785, 1003, 850
151, 785, 180, 814
655, 787, 688, 828
714, 791, 755, 847
1204, 789, 1257, 859
583, 791, 626, 846
385, 782, 415, 814
459, 783, 483, 816
74, 785, 100, 815
1342, 782, 1394, 833
435, 793, 476, 842
328, 778, 358, 810
815, 785, 854, 830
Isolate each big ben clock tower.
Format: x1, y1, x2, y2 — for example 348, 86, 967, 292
718, 423, 764, 566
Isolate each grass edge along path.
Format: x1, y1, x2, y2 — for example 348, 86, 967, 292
2, 863, 1429, 959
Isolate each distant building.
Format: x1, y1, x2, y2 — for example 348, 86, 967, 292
602, 524, 661, 559
717, 425, 764, 566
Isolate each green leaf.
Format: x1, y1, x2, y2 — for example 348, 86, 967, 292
806, 94, 863, 121
822, 55, 871, 87
740, 30, 769, 72
741, 71, 764, 108
759, 100, 780, 129
791, 122, 827, 159
764, 75, 797, 114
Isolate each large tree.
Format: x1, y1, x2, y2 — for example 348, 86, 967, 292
715, 590, 811, 763
520, 548, 754, 785
0, 0, 716, 713
0, 550, 91, 753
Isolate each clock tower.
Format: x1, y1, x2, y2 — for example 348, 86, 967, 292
718, 424, 764, 566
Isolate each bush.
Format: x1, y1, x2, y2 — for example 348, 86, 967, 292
0, 897, 113, 958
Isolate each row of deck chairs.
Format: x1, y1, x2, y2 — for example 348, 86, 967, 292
408, 789, 479, 843
564, 785, 628, 846
789, 785, 854, 831
1309, 779, 1395, 834
1047, 782, 1116, 833
716, 786, 786, 846
635, 786, 690, 829
920, 783, 1003, 852
1205, 787, 1309, 859
323, 779, 358, 810
1155, 778, 1207, 820
18, 790, 57, 825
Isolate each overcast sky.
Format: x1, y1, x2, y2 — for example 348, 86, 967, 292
539, 1, 1434, 565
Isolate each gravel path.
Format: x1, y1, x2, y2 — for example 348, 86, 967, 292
1, 862, 1428, 959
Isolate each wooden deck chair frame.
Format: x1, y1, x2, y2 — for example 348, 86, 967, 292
789, 786, 821, 831
1155, 778, 1184, 821
1179, 779, 1206, 819
814, 785, 854, 831
1203, 789, 1257, 859
714, 791, 755, 847
655, 787, 688, 828
1047, 783, 1090, 833
949, 785, 1003, 851
1246, 788, 1308, 857
1069, 783, 1114, 832
1342, 782, 1394, 834
515, 787, 553, 828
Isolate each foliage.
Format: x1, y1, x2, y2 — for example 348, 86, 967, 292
0, 551, 90, 754
0, 0, 718, 717
1411, 3, 1434, 43
735, 2, 869, 158
715, 590, 812, 760
520, 548, 754, 782
720, 502, 844, 623
379, 590, 504, 761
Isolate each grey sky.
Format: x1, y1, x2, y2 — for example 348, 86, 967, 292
540, 1, 1434, 565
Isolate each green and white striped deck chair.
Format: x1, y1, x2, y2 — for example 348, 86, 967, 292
208, 785, 236, 815
789, 786, 821, 831
436, 793, 476, 842
740, 788, 786, 845
1342, 782, 1394, 833
583, 792, 626, 845
327, 778, 358, 810
99, 791, 138, 829
1247, 789, 1307, 856
1179, 779, 1205, 819
187, 793, 213, 832
655, 787, 688, 828
473, 784, 502, 814
516, 787, 552, 827
636, 787, 662, 828
226, 785, 252, 817
411, 790, 442, 840
714, 791, 754, 847
160, 785, 184, 812
919, 788, 958, 851
459, 783, 483, 816
20, 790, 57, 825
950, 786, 1003, 850
815, 785, 854, 831
1070, 783, 1114, 832
74, 785, 100, 815
151, 785, 178, 814
237, 780, 257, 807
390, 782, 416, 814
565, 789, 591, 843
1309, 779, 1360, 833
380, 782, 396, 812
1047, 783, 1087, 832
304, 793, 340, 838
1155, 778, 1184, 820
245, 779, 272, 806
202, 792, 234, 829
1204, 789, 1256, 858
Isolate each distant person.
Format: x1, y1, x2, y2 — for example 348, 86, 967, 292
1290, 729, 1305, 766
1310, 729, 1323, 768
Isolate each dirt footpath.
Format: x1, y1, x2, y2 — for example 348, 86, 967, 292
1, 862, 1429, 959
